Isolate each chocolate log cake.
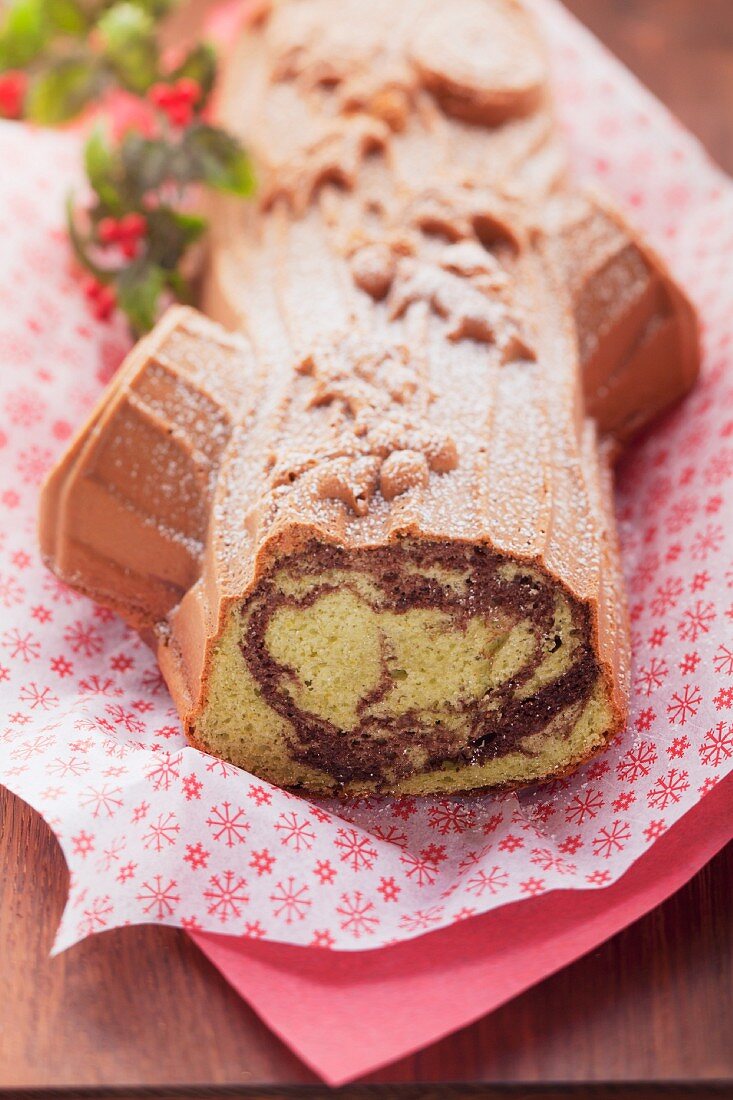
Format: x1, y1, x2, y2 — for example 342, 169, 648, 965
39, 0, 699, 794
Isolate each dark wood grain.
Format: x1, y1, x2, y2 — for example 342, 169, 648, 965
2, 2, 733, 1096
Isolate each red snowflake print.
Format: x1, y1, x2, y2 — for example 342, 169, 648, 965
421, 842, 448, 865
79, 674, 121, 697
144, 752, 182, 791
131, 801, 150, 823
310, 805, 333, 825
250, 849, 276, 877
206, 802, 250, 847
634, 658, 668, 696
643, 819, 666, 842
399, 906, 445, 933
631, 552, 660, 588
664, 499, 696, 534
713, 643, 733, 676
336, 891, 379, 938
678, 600, 716, 642
77, 895, 113, 936
141, 811, 180, 851
2, 628, 40, 662
19, 682, 59, 710
377, 876, 401, 902
390, 796, 417, 821
482, 812, 504, 835
612, 790, 636, 812
634, 707, 656, 733
565, 788, 604, 825
666, 543, 682, 563
247, 784, 273, 807
16, 444, 53, 483
270, 877, 312, 924
141, 666, 165, 694
648, 626, 668, 649
243, 920, 266, 939
667, 684, 702, 725
9, 733, 55, 760
79, 783, 123, 819
400, 848, 439, 887
204, 757, 239, 778
180, 915, 203, 931
46, 755, 90, 778
667, 735, 691, 760
71, 830, 95, 857
105, 703, 145, 734
498, 832, 524, 852
117, 861, 137, 883
586, 870, 611, 886
465, 866, 509, 897
520, 877, 546, 896
529, 848, 577, 875
690, 571, 711, 593
183, 842, 210, 871
30, 604, 52, 624
5, 385, 46, 426
97, 836, 126, 871
182, 772, 203, 800
679, 652, 701, 675
699, 722, 733, 768
705, 495, 723, 515
592, 819, 631, 859
714, 686, 733, 711
371, 824, 408, 848
699, 776, 720, 796
63, 620, 104, 658
428, 799, 476, 835
204, 871, 249, 923
703, 448, 733, 485
690, 523, 724, 560
154, 724, 178, 739
334, 828, 377, 872
137, 876, 180, 919
586, 760, 610, 781
311, 929, 335, 948
647, 768, 691, 811
616, 740, 657, 783
50, 655, 74, 678
274, 811, 315, 852
651, 576, 684, 615
558, 834, 582, 856
110, 653, 134, 673
313, 859, 336, 885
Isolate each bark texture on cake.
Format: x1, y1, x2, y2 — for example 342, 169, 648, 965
39, 0, 699, 794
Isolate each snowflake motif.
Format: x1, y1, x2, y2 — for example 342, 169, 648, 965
667, 684, 702, 725
650, 576, 684, 615
63, 620, 104, 658
643, 819, 666, 842
391, 796, 418, 821
9, 733, 55, 760
42, 573, 79, 605
104, 703, 145, 734
690, 523, 724, 560
141, 811, 180, 852
428, 799, 476, 835
137, 876, 180, 919
664, 499, 696, 534
311, 929, 335, 948
677, 600, 716, 643
116, 861, 137, 883
205, 802, 250, 847
312, 859, 336, 885
520, 877, 546, 895
144, 752, 182, 791
634, 658, 668, 696
270, 877, 312, 924
131, 801, 150, 823
371, 824, 408, 848
714, 686, 733, 710
703, 447, 733, 484
183, 842, 210, 871
5, 385, 46, 426
679, 652, 700, 675
592, 819, 631, 859
204, 870, 249, 923
399, 848, 440, 887
336, 891, 379, 938
247, 784, 273, 807
334, 828, 377, 871
96, 836, 126, 872
586, 869, 611, 886
713, 643, 733, 676
616, 740, 657, 783
78, 675, 121, 696
50, 655, 73, 678
79, 783, 124, 819
564, 788, 604, 825
667, 734, 691, 759
699, 721, 733, 768
2, 628, 41, 662
482, 812, 504, 834
635, 707, 656, 732
399, 906, 445, 932
71, 830, 95, 857
181, 773, 203, 800
46, 755, 90, 778
19, 681, 59, 710
465, 866, 509, 897
377, 875, 401, 902
77, 895, 113, 936
647, 768, 691, 811
250, 848, 276, 876
274, 811, 315, 852
204, 757, 239, 778
310, 804, 333, 824
558, 834, 582, 856
690, 571, 711, 593
529, 848, 576, 875
498, 832, 525, 852
648, 626, 668, 648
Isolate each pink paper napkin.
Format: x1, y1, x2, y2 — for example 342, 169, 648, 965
0, 0, 731, 1078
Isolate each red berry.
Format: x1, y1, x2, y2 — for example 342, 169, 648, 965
118, 212, 147, 240
174, 77, 201, 105
97, 216, 121, 245
120, 239, 138, 259
148, 82, 174, 109
166, 100, 193, 128
0, 70, 27, 119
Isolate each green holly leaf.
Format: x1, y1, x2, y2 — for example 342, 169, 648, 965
47, 0, 88, 36
119, 130, 174, 196
84, 125, 123, 211
116, 261, 166, 333
182, 123, 255, 196
26, 56, 100, 123
65, 194, 110, 281
171, 42, 217, 101
145, 206, 207, 269
97, 2, 158, 94
0, 0, 48, 68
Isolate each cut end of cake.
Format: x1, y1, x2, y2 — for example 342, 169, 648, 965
193, 538, 622, 795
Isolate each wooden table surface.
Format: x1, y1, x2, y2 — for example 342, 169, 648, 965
2, 2, 733, 1097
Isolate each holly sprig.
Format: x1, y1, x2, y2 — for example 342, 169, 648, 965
0, 0, 254, 332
